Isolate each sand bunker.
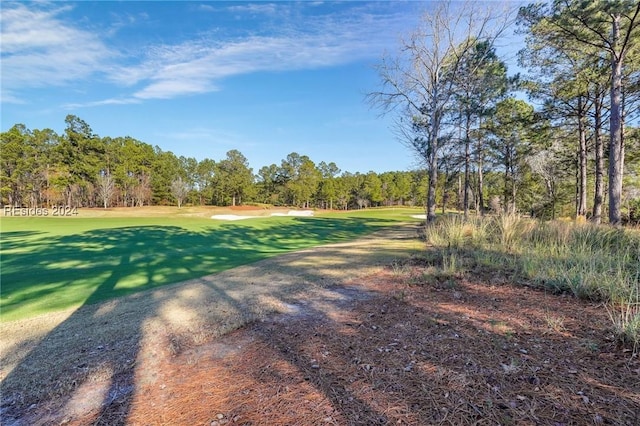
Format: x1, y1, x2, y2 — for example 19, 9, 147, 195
210, 214, 256, 221
270, 210, 314, 217
211, 210, 314, 221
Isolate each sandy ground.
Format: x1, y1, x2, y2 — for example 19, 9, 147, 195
2, 223, 639, 425
211, 210, 314, 221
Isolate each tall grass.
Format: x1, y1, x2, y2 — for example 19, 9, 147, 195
424, 214, 640, 350
424, 214, 490, 249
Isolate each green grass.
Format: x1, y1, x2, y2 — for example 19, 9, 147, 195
0, 208, 422, 322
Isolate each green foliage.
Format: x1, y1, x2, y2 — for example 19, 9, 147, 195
194, 158, 217, 205
1, 117, 435, 210
486, 98, 545, 214
3, 111, 636, 220
363, 171, 384, 206
60, 115, 104, 186
215, 149, 255, 206
518, 0, 640, 224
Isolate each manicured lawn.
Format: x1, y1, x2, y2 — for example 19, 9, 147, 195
0, 208, 422, 322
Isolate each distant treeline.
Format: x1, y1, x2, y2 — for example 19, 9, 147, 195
1, 115, 432, 210
2, 115, 639, 220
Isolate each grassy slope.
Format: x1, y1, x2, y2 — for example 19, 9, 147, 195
0, 208, 422, 322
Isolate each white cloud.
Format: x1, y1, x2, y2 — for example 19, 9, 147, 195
0, 3, 115, 93
227, 3, 279, 15
0, 89, 27, 105
198, 4, 217, 13
1, 2, 412, 105
62, 97, 141, 109
112, 10, 405, 101
134, 78, 217, 100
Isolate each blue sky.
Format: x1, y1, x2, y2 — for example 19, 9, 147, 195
1, 1, 523, 174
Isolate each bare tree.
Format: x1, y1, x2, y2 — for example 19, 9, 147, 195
96, 171, 115, 209
368, 1, 513, 222
528, 140, 570, 219
171, 176, 190, 209
132, 173, 151, 207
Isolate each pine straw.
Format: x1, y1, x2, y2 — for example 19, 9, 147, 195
42, 269, 640, 425
3, 227, 640, 425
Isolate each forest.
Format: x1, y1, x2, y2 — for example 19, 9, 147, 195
0, 116, 432, 211
1, 1, 639, 223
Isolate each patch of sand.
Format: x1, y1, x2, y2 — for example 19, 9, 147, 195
210, 214, 257, 221
270, 210, 314, 217
211, 210, 314, 220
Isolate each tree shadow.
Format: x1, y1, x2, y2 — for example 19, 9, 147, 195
0, 216, 400, 424
238, 277, 640, 425
4, 219, 635, 424
0, 216, 394, 320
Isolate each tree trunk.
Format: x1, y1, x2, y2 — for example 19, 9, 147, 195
510, 165, 517, 215
608, 16, 624, 225
477, 137, 485, 216
551, 179, 556, 220
426, 106, 441, 223
457, 174, 462, 212
577, 97, 588, 219
504, 145, 511, 213
442, 172, 448, 215
592, 91, 604, 224
427, 140, 439, 222
463, 112, 471, 219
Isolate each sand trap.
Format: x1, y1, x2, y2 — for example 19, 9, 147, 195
211, 210, 314, 221
270, 210, 314, 217
211, 214, 256, 221
411, 214, 427, 219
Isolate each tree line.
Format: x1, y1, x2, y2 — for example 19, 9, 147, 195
0, 115, 429, 210
2, 1, 639, 222
2, 107, 637, 220
368, 0, 639, 224
0, 113, 555, 214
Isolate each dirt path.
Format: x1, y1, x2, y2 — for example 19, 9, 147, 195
2, 223, 639, 425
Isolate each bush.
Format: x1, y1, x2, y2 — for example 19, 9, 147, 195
624, 198, 640, 225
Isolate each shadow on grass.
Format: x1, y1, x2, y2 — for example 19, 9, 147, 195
0, 231, 47, 252
0, 216, 394, 321
0, 216, 405, 424
4, 220, 637, 424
